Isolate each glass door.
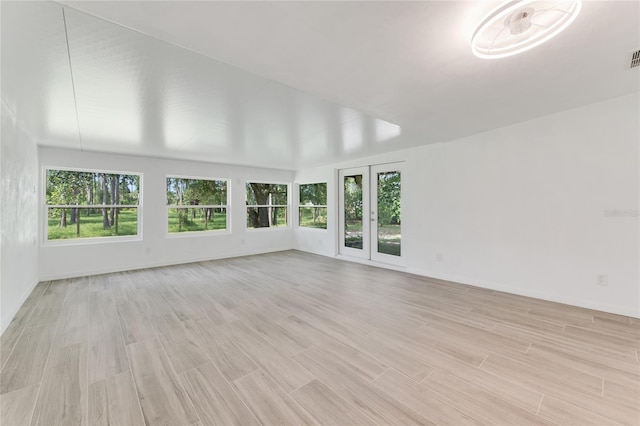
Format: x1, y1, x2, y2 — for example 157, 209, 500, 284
339, 163, 403, 265
339, 167, 370, 259
370, 163, 403, 265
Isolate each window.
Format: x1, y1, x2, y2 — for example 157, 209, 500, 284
166, 177, 228, 233
299, 183, 327, 229
45, 169, 140, 240
246, 182, 288, 228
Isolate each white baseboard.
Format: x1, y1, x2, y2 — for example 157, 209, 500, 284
334, 254, 407, 272
407, 267, 640, 319
39, 247, 293, 282
292, 247, 334, 257
1, 278, 40, 336
294, 247, 408, 272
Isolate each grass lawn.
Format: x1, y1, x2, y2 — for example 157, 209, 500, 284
48, 208, 138, 240
299, 207, 327, 229
168, 208, 227, 233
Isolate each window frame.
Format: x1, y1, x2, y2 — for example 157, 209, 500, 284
165, 174, 231, 238
297, 182, 328, 231
42, 166, 143, 246
245, 181, 291, 231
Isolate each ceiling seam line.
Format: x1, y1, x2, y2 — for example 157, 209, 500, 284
62, 7, 84, 152
53, 2, 386, 125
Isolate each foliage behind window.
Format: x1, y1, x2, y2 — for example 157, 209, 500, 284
376, 172, 401, 225
299, 183, 327, 229
45, 169, 140, 240
246, 183, 288, 228
166, 177, 228, 233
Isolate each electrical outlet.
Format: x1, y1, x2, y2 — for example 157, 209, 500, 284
597, 274, 608, 287
436, 252, 443, 262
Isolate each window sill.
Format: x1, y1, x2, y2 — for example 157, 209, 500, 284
166, 229, 230, 239
296, 226, 328, 232
245, 226, 291, 232
42, 234, 142, 247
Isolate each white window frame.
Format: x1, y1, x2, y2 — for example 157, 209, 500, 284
42, 166, 143, 246
165, 174, 230, 238
245, 181, 291, 231
297, 182, 328, 231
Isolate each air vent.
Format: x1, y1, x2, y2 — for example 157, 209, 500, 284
631, 50, 640, 68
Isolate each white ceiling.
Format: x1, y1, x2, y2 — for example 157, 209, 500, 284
2, 1, 639, 169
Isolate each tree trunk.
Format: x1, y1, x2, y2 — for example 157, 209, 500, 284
88, 177, 95, 215
59, 210, 67, 228
110, 175, 118, 225
102, 174, 110, 229
75, 208, 80, 236
249, 183, 271, 228
86, 184, 92, 215
70, 208, 77, 224
113, 175, 119, 234
204, 208, 209, 229
268, 194, 274, 226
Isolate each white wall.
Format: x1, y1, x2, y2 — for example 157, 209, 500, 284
1, 101, 40, 334
39, 147, 294, 280
294, 93, 640, 317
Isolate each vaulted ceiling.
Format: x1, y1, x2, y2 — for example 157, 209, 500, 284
2, 1, 639, 169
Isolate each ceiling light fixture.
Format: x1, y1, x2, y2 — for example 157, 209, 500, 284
471, 0, 582, 59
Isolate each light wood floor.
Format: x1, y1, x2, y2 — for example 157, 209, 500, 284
1, 250, 638, 425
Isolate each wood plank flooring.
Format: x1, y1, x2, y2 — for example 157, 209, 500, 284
1, 250, 638, 425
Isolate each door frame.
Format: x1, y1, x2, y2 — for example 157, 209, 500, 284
370, 162, 404, 266
338, 166, 370, 259
338, 162, 404, 266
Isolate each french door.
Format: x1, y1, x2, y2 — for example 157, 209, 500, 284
338, 163, 403, 266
